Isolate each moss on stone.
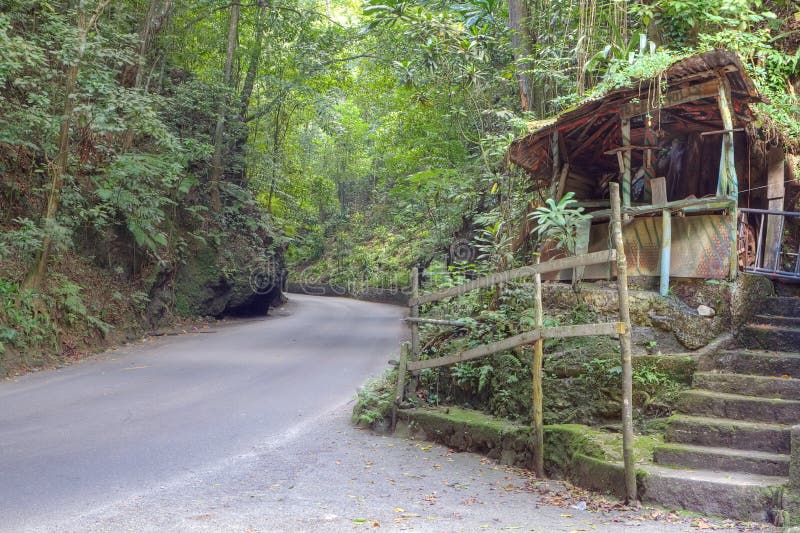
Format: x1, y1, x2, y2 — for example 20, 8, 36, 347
633, 355, 697, 385
174, 244, 222, 316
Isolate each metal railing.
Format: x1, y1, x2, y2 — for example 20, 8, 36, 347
740, 207, 800, 281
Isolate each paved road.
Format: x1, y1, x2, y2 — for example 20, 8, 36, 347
0, 295, 760, 532
0, 294, 405, 531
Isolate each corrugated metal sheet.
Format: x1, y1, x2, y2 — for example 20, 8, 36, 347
544, 214, 733, 280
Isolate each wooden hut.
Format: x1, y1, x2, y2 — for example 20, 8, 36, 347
508, 50, 798, 291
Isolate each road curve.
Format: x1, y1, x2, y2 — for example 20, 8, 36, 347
0, 294, 406, 531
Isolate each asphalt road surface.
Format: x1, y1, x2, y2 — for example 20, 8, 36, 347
0, 295, 761, 532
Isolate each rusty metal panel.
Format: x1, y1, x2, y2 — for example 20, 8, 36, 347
544, 214, 732, 280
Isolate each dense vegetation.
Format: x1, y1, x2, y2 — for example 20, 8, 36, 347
1, 0, 798, 396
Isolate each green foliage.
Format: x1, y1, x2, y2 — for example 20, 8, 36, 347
451, 362, 494, 393
528, 192, 591, 254
0, 280, 57, 355
352, 368, 397, 426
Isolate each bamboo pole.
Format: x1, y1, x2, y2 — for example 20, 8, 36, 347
531, 254, 545, 477
660, 210, 671, 296
585, 197, 733, 221
610, 182, 637, 503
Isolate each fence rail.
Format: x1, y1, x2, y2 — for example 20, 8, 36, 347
740, 207, 800, 281
393, 183, 637, 503
410, 250, 616, 307
406, 322, 623, 372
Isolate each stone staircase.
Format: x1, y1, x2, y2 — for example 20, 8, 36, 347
642, 296, 800, 522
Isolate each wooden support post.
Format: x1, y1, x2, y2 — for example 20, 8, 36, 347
531, 254, 545, 477
716, 80, 737, 198
764, 147, 786, 270
660, 210, 671, 296
391, 342, 410, 432
716, 80, 739, 280
610, 182, 637, 504
573, 219, 591, 283
549, 130, 560, 199
556, 164, 570, 200
621, 119, 632, 207
408, 267, 420, 393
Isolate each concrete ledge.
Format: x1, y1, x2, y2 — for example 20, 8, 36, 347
397, 406, 633, 499
397, 406, 788, 522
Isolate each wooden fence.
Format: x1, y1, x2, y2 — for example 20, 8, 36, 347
393, 183, 637, 503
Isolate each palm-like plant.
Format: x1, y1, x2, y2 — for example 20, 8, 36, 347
528, 192, 590, 254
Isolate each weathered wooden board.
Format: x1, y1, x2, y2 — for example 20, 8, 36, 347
543, 214, 733, 280
411, 250, 615, 306
406, 322, 622, 371
651, 177, 667, 206
764, 147, 785, 270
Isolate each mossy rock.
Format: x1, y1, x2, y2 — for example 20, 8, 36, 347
174, 244, 227, 316
173, 238, 283, 318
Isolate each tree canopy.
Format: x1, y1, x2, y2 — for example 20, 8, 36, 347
1, 0, 798, 371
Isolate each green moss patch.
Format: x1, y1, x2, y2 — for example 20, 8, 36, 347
400, 406, 654, 499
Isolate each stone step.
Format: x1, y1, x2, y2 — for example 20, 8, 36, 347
759, 296, 800, 318
693, 372, 800, 400
653, 442, 789, 477
677, 389, 800, 424
700, 349, 800, 378
640, 464, 785, 522
665, 414, 790, 453
740, 324, 800, 352
751, 314, 800, 328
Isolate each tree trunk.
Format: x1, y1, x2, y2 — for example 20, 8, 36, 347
209, 1, 241, 212
239, 1, 268, 118
23, 1, 110, 291
122, 0, 172, 90
229, 0, 268, 186
121, 0, 173, 151
507, 0, 533, 112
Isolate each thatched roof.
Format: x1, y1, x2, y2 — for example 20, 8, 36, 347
508, 50, 762, 183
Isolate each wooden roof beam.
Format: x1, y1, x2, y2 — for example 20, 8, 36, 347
621, 79, 720, 120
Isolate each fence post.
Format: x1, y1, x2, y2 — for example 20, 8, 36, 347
410, 267, 420, 357
408, 267, 420, 393
531, 253, 545, 477
610, 182, 638, 503
392, 342, 410, 432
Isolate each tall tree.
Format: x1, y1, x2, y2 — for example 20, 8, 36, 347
23, 0, 111, 291
121, 0, 173, 151
508, 0, 533, 111
209, 1, 241, 212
